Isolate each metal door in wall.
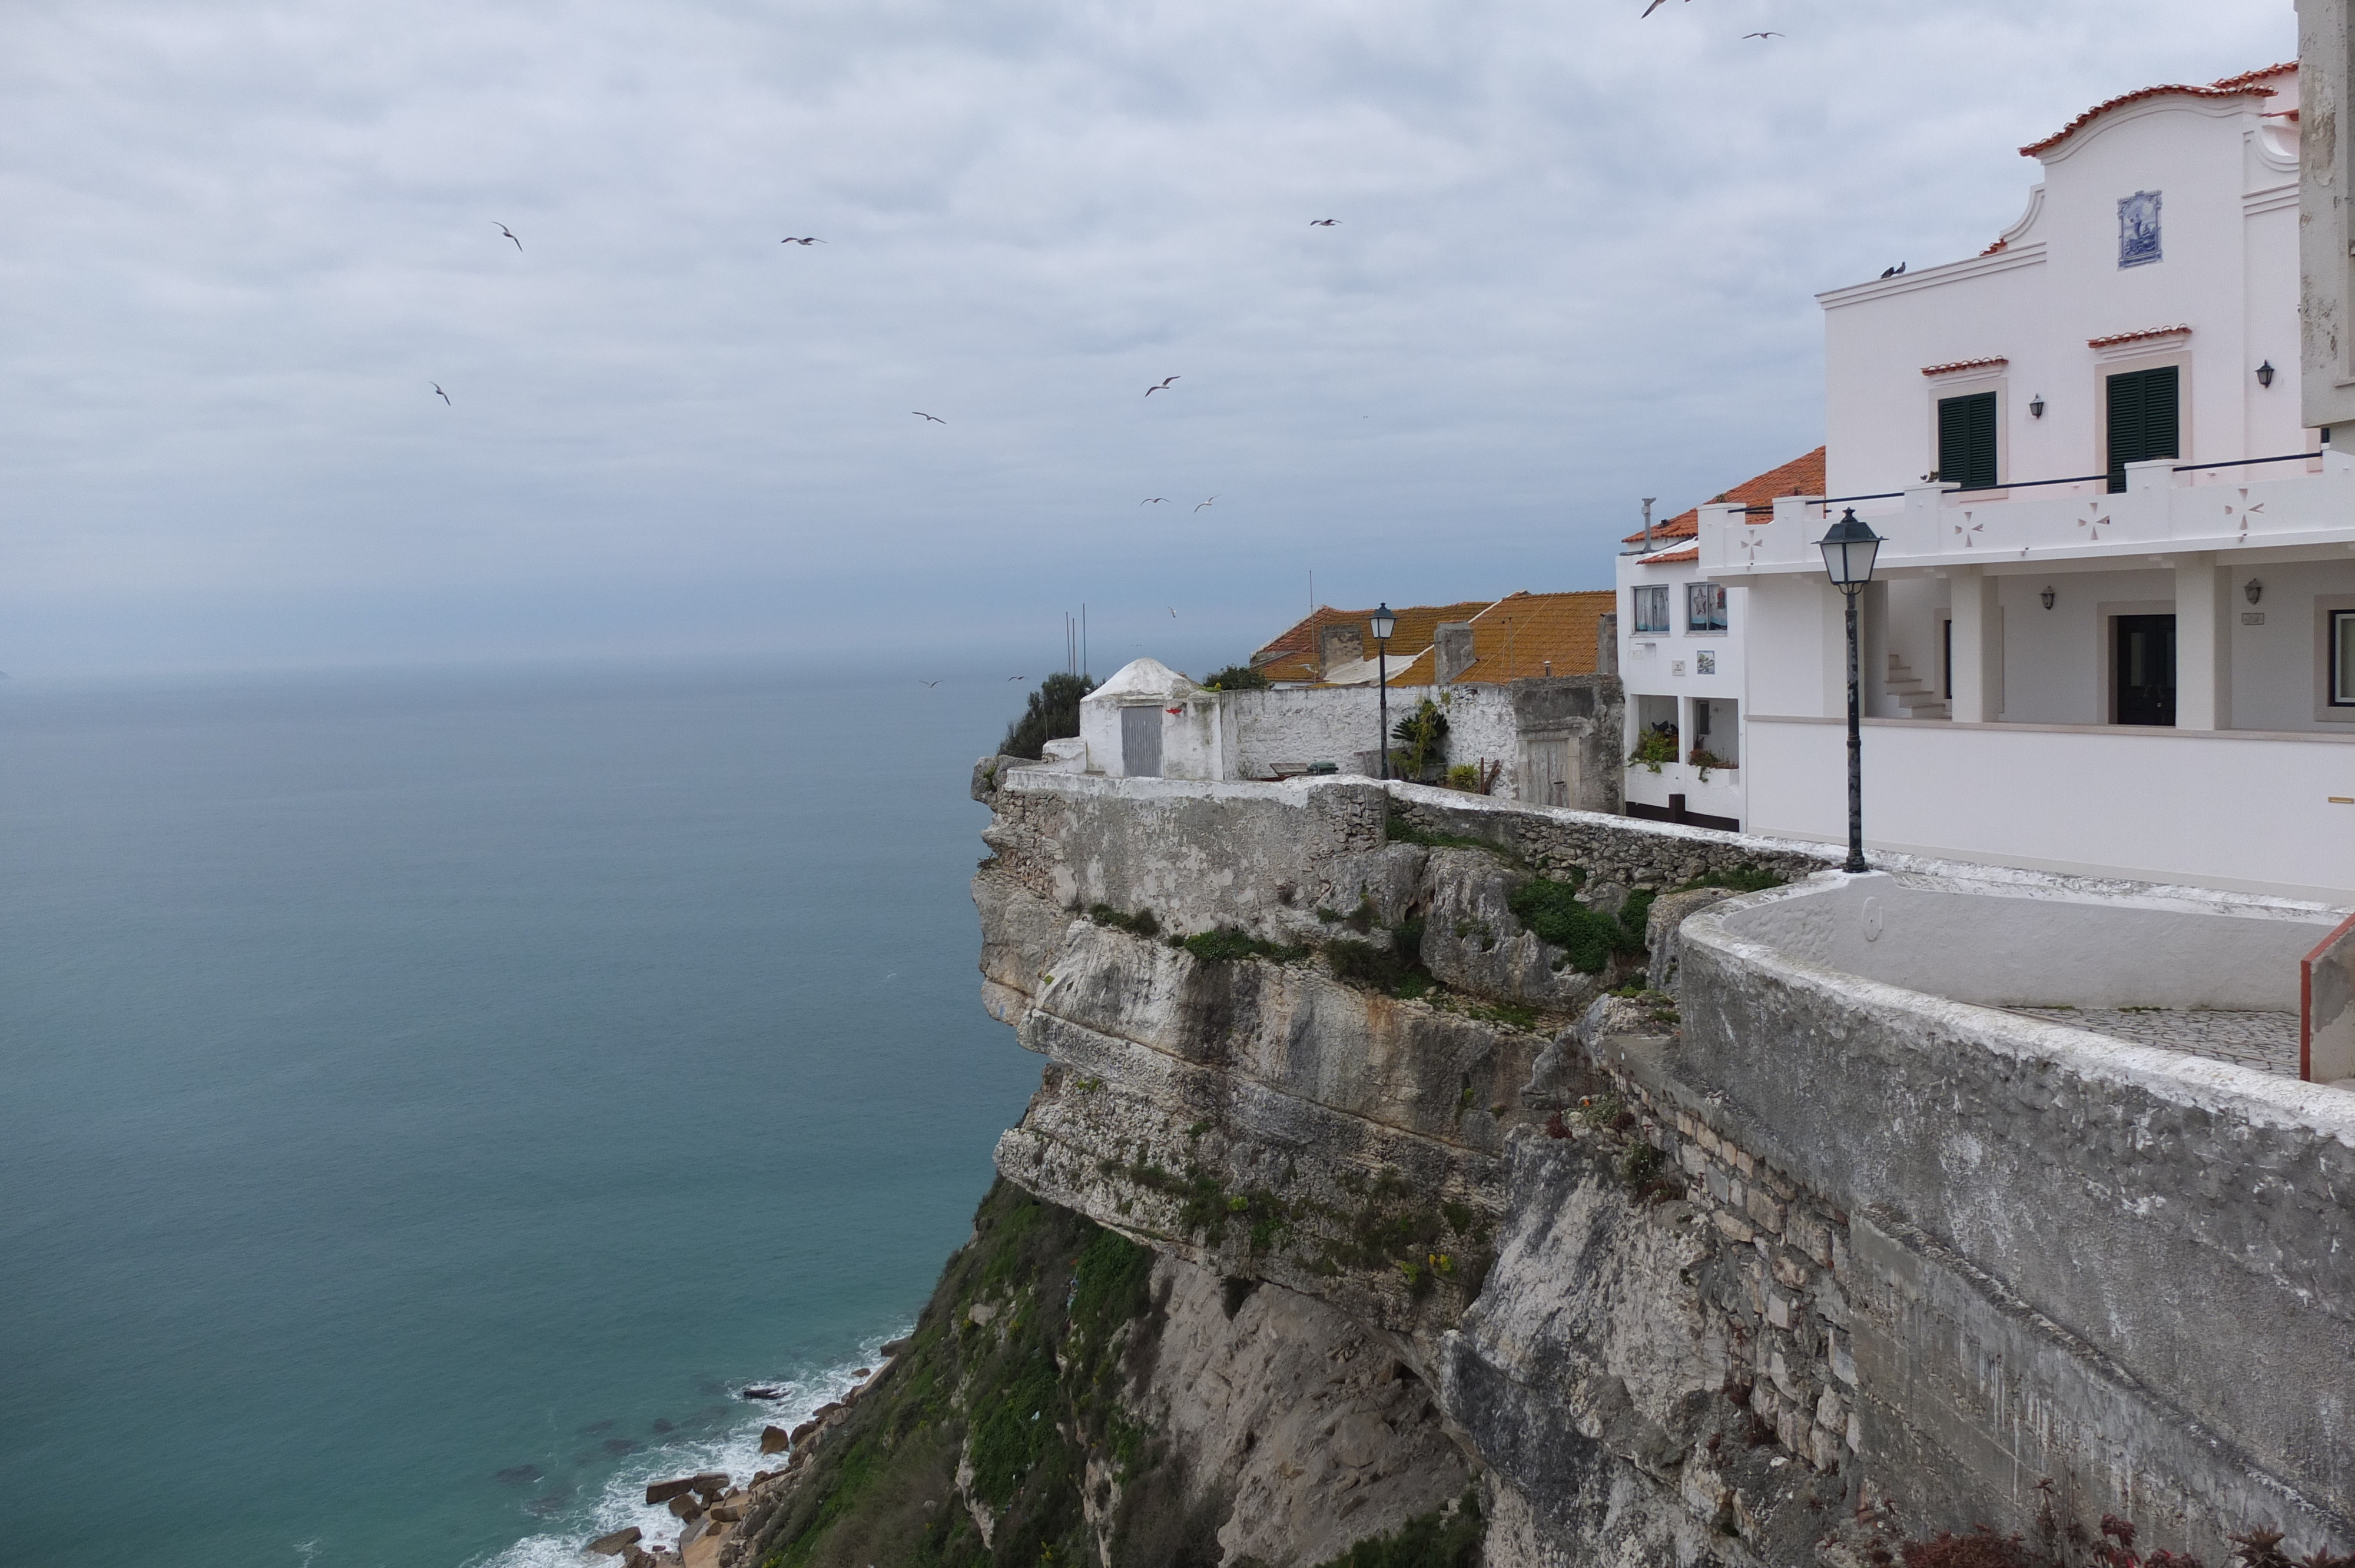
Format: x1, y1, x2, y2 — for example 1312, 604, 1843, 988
1520, 736, 1573, 807
1120, 705, 1164, 777
2114, 614, 2176, 726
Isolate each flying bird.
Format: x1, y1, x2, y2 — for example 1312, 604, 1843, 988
1193, 496, 1219, 512
1742, 31, 1783, 39
913, 411, 946, 423
781, 237, 825, 245
1309, 218, 1339, 227
1140, 497, 1168, 506
1641, 0, 1680, 15
432, 383, 451, 404
1168, 607, 1178, 617
1880, 263, 1907, 278
920, 680, 941, 687
1008, 675, 1027, 681
1146, 376, 1179, 396
496, 223, 522, 251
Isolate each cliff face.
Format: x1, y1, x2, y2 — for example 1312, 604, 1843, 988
737, 765, 2355, 1568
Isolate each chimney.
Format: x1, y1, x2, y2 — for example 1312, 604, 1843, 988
1316, 623, 1365, 674
1435, 622, 1476, 685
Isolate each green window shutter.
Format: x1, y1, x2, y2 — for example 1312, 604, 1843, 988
1938, 392, 1998, 490
2105, 366, 2180, 492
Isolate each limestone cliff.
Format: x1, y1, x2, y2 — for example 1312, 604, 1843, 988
733, 765, 2355, 1568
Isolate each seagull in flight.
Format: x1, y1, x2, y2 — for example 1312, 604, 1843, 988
919, 679, 941, 687
1742, 31, 1783, 39
1146, 376, 1179, 396
1193, 496, 1219, 512
1140, 497, 1168, 506
1641, 0, 1676, 14
781, 237, 824, 245
1309, 218, 1339, 227
496, 223, 522, 251
913, 411, 946, 423
1168, 607, 1178, 617
432, 383, 451, 404
1008, 675, 1027, 681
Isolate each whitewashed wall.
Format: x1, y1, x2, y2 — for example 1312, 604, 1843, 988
1223, 684, 1527, 795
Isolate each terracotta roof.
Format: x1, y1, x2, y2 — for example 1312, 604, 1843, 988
2088, 324, 2190, 348
1979, 238, 2009, 257
1250, 600, 1497, 685
1636, 546, 1700, 564
1620, 446, 1826, 546
2021, 64, 2292, 158
1248, 592, 1614, 686
1922, 357, 2008, 377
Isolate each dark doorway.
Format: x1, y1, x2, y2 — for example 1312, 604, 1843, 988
2114, 614, 2176, 726
2105, 365, 2180, 493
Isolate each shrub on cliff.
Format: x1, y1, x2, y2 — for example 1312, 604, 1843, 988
1507, 876, 1641, 974
999, 673, 1095, 760
1313, 1487, 1482, 1568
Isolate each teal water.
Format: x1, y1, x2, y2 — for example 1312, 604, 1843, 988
0, 663, 1043, 1568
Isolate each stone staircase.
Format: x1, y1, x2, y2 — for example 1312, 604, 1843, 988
1885, 653, 1949, 720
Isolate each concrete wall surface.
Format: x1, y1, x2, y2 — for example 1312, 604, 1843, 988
1680, 876, 2355, 1550
1745, 713, 2355, 902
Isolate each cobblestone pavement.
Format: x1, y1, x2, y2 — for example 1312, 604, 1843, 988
2005, 1007, 2298, 1077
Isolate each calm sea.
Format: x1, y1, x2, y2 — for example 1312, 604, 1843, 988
0, 662, 1044, 1568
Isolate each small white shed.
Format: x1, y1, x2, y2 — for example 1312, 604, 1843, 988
1077, 659, 1224, 779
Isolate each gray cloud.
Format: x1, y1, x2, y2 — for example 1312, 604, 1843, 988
0, 0, 2294, 673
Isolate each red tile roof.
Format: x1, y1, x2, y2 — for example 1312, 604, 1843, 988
1922, 357, 2008, 377
1637, 546, 1700, 564
2021, 64, 2293, 159
2088, 324, 2190, 349
1249, 592, 1615, 686
1620, 446, 1826, 546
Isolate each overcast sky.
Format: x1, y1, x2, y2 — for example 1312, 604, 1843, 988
0, 0, 2294, 677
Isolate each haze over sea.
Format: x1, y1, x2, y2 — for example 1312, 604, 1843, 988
0, 660, 1073, 1568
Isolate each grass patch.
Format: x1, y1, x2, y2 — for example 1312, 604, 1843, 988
1181, 927, 1311, 964
1312, 1487, 1484, 1568
1507, 876, 1638, 974
1384, 809, 1524, 865
1088, 903, 1162, 938
1325, 918, 1433, 998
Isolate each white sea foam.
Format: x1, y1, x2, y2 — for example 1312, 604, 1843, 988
467, 1326, 908, 1568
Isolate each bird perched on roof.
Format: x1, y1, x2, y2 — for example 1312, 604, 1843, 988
1880, 263, 1906, 278
496, 223, 522, 251
432, 383, 451, 404
913, 411, 945, 423
781, 237, 824, 245
1146, 376, 1178, 396
1309, 218, 1339, 227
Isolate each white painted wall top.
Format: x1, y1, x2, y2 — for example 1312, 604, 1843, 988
1083, 657, 1206, 703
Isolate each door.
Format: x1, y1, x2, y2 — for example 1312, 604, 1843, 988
1520, 736, 1573, 808
2105, 365, 2180, 493
1120, 705, 1163, 777
2114, 614, 2176, 726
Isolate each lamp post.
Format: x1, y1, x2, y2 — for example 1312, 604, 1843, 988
1370, 602, 1397, 780
1817, 509, 1883, 873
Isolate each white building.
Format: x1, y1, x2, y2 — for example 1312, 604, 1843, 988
1616, 449, 1824, 832
1680, 61, 2355, 902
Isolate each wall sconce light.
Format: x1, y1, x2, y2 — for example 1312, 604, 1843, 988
2028, 394, 2045, 418
2257, 361, 2276, 388
2245, 578, 2264, 606
2039, 586, 2056, 610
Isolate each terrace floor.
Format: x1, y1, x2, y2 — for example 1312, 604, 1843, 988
2005, 1007, 2299, 1077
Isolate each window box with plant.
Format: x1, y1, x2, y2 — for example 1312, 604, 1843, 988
1686, 747, 1736, 782
1626, 724, 1679, 774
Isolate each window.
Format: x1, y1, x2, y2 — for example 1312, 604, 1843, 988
1937, 391, 1998, 490
1631, 584, 1669, 634
2106, 365, 2180, 493
2333, 611, 2355, 707
1687, 582, 1727, 633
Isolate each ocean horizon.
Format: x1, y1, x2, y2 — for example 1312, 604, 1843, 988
0, 659, 1047, 1567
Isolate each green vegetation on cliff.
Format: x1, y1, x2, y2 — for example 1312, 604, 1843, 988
999, 673, 1095, 760
756, 1179, 1221, 1568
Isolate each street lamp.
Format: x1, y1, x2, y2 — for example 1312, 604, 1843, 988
1369, 602, 1397, 780
1817, 509, 1883, 873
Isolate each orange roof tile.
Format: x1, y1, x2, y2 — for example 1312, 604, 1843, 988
1621, 446, 1826, 546
2088, 324, 2190, 348
1248, 592, 1614, 686
2020, 64, 2291, 159
1922, 357, 2008, 377
1637, 546, 1700, 564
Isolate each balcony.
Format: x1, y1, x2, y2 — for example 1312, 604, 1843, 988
1697, 450, 2344, 577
